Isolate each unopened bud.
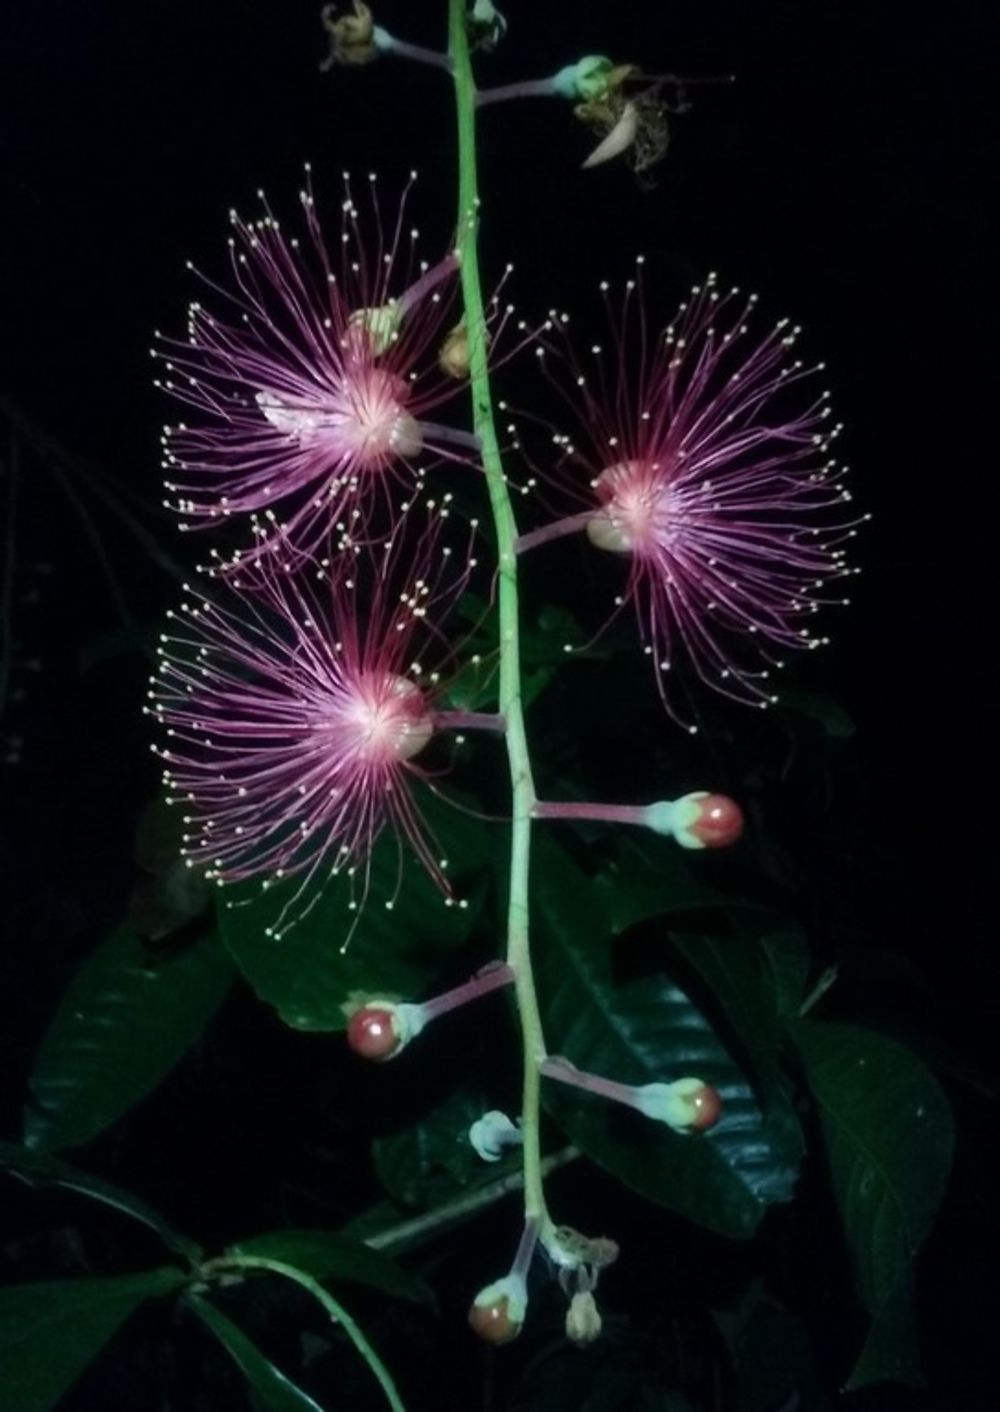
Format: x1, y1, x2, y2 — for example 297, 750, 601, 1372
644, 792, 744, 849
469, 1110, 522, 1163
633, 1077, 723, 1132
468, 1274, 526, 1345
345, 1000, 424, 1061
438, 322, 471, 379
565, 1290, 602, 1346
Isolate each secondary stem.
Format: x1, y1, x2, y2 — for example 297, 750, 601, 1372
533, 799, 649, 828
364, 1147, 581, 1256
448, 0, 549, 1228
201, 1254, 406, 1412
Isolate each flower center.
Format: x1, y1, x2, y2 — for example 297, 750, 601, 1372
256, 366, 423, 471
343, 673, 434, 766
586, 460, 669, 556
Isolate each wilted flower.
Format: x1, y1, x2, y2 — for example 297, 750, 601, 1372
154, 170, 481, 566
149, 505, 477, 937
515, 268, 865, 728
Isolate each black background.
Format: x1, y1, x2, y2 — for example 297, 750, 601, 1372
1, 3, 996, 1409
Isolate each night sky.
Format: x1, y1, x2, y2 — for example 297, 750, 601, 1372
1, 1, 996, 1407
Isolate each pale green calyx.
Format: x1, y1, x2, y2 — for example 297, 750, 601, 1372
642, 794, 708, 848
552, 55, 615, 102
368, 999, 427, 1049
632, 1078, 712, 1131
473, 1272, 528, 1321
469, 0, 507, 43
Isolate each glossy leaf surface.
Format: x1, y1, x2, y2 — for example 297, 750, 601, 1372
186, 1294, 325, 1412
791, 1019, 954, 1388
0, 1140, 200, 1260
220, 787, 492, 1030
0, 1267, 185, 1412
534, 837, 801, 1237
25, 922, 233, 1151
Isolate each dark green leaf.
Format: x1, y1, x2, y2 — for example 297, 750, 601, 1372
722, 1291, 833, 1412
186, 1294, 324, 1412
758, 928, 811, 1017
0, 1267, 185, 1412
0, 1141, 200, 1260
534, 836, 801, 1237
594, 839, 731, 934
846, 1275, 921, 1393
790, 1019, 954, 1389
439, 652, 499, 712
25, 923, 234, 1152
335, 1198, 409, 1246
373, 1084, 519, 1209
220, 787, 492, 1030
667, 932, 795, 1100
444, 600, 594, 714
229, 1231, 429, 1303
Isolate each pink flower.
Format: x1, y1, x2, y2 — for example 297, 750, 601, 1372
149, 505, 477, 938
154, 170, 481, 565
517, 268, 865, 728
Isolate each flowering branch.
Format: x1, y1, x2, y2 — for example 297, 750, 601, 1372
448, 0, 550, 1242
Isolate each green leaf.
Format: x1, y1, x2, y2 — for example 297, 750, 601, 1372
186, 1294, 325, 1412
220, 787, 492, 1031
373, 1084, 518, 1209
534, 836, 801, 1237
229, 1231, 430, 1304
0, 1141, 200, 1261
758, 928, 811, 1018
25, 922, 234, 1152
594, 838, 731, 934
0, 1267, 186, 1412
667, 931, 803, 1105
790, 1019, 954, 1388
444, 600, 598, 714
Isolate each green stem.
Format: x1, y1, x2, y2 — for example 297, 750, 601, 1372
448, 0, 549, 1229
201, 1255, 406, 1412
365, 1146, 581, 1256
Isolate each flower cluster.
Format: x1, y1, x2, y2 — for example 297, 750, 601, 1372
153, 168, 860, 916
152, 174, 497, 931
151, 143, 860, 1354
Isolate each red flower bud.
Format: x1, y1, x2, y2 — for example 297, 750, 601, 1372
675, 792, 744, 849
468, 1276, 526, 1345
681, 1081, 723, 1131
633, 1076, 724, 1132
346, 1005, 402, 1061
